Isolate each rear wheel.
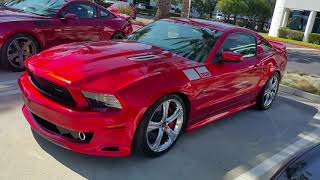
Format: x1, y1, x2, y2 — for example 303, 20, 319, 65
0, 34, 39, 72
257, 73, 280, 110
134, 95, 186, 157
111, 32, 125, 40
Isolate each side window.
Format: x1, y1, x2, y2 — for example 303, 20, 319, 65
221, 33, 257, 58
61, 3, 97, 18
260, 40, 273, 52
100, 9, 110, 18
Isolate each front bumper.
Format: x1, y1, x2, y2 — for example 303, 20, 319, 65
19, 73, 135, 157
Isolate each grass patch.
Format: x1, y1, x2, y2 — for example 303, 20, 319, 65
132, 18, 154, 25
260, 33, 320, 49
281, 72, 320, 95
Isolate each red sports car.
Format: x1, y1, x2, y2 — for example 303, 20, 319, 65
19, 19, 288, 157
0, 0, 133, 71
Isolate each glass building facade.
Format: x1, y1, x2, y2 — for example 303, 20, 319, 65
288, 10, 320, 33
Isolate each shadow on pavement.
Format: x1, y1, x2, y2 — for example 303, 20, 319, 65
32, 96, 318, 180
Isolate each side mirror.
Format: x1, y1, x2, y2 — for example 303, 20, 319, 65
222, 51, 243, 62
61, 13, 79, 20
257, 46, 264, 54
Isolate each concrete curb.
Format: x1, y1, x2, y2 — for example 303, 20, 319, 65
279, 84, 320, 103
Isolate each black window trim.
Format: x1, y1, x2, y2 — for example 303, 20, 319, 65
60, 2, 98, 19
99, 8, 111, 19
221, 31, 258, 59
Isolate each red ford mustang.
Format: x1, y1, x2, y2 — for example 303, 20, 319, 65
19, 19, 287, 157
0, 0, 133, 71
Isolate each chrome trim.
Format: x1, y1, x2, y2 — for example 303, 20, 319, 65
128, 55, 160, 61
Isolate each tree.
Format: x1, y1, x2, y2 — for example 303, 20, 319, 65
185, 0, 218, 18
155, 0, 171, 20
218, 0, 248, 24
181, 0, 190, 18
204, 0, 218, 19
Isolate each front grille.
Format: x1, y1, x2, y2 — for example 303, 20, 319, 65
31, 112, 93, 143
29, 73, 76, 107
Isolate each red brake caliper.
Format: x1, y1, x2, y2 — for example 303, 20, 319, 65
168, 107, 175, 128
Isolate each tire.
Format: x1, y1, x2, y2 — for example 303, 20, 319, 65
111, 32, 126, 40
256, 73, 280, 110
134, 94, 187, 157
0, 33, 40, 72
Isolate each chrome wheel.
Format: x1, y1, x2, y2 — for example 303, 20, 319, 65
263, 75, 279, 107
6, 37, 37, 69
146, 99, 184, 153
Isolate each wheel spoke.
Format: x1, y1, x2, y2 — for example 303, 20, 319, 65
162, 100, 170, 121
12, 40, 22, 51
165, 127, 178, 142
7, 53, 19, 61
147, 121, 161, 132
22, 40, 32, 50
17, 55, 24, 68
166, 108, 182, 123
152, 128, 164, 151
271, 81, 278, 90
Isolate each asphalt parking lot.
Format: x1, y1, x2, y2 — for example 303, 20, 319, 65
0, 87, 319, 180
286, 44, 320, 76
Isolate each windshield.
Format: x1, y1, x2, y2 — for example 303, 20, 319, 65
4, 0, 66, 17
127, 20, 223, 62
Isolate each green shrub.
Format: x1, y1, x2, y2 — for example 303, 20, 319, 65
308, 33, 320, 45
118, 6, 134, 17
278, 27, 288, 38
287, 29, 304, 41
137, 8, 157, 16
278, 28, 304, 41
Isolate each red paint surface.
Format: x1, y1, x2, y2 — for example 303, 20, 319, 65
19, 19, 288, 156
0, 0, 133, 51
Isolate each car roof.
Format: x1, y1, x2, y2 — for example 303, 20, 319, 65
166, 18, 249, 33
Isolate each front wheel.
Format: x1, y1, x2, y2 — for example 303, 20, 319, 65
134, 95, 186, 157
257, 73, 280, 110
0, 34, 39, 72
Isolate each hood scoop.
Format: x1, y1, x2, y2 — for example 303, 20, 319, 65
128, 55, 160, 61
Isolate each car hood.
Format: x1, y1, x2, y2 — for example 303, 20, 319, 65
27, 41, 194, 92
0, 7, 48, 22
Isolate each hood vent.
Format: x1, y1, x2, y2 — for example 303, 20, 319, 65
128, 55, 160, 61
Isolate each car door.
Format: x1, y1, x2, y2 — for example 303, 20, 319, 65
95, 8, 117, 40
206, 32, 262, 114
59, 2, 100, 43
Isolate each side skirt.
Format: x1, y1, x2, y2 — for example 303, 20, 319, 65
186, 101, 256, 132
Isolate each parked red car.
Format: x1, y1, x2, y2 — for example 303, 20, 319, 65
107, 1, 137, 19
19, 19, 287, 157
0, 0, 133, 71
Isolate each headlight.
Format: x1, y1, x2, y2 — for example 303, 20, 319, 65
82, 91, 122, 111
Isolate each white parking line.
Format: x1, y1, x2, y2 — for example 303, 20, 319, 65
0, 80, 17, 85
0, 89, 20, 97
286, 47, 318, 51
234, 110, 320, 180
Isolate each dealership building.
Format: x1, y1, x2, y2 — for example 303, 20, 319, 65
269, 0, 320, 42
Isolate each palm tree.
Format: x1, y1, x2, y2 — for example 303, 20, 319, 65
155, 0, 171, 20
181, 0, 190, 18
